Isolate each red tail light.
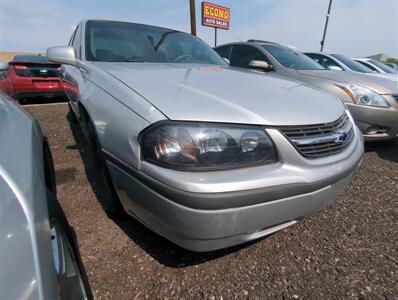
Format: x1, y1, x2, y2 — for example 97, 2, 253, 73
14, 65, 28, 70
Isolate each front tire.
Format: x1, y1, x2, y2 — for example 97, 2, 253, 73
81, 107, 125, 218
68, 102, 78, 124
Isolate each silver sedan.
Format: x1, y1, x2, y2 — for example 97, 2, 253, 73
48, 19, 363, 252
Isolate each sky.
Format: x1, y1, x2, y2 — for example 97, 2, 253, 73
0, 0, 397, 57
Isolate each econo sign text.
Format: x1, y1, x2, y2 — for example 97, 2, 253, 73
201, 2, 230, 30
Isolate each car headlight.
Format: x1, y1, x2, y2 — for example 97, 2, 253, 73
140, 122, 278, 171
335, 83, 390, 108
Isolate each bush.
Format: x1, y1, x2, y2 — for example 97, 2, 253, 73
384, 58, 398, 65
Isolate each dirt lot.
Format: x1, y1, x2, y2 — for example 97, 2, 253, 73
0, 51, 42, 63
26, 103, 398, 300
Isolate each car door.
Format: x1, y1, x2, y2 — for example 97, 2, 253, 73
229, 45, 270, 69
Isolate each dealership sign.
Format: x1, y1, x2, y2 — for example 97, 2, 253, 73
201, 2, 230, 30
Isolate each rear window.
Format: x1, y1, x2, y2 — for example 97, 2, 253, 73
13, 55, 49, 62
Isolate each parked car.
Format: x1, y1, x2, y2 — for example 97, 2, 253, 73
353, 58, 398, 75
215, 41, 398, 141
0, 92, 90, 299
304, 52, 373, 72
7, 55, 65, 103
0, 60, 15, 97
48, 20, 363, 252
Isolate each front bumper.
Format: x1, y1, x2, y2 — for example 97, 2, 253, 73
105, 126, 364, 252
108, 163, 357, 252
347, 99, 398, 141
13, 79, 64, 99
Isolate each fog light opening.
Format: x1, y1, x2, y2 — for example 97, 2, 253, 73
365, 125, 387, 135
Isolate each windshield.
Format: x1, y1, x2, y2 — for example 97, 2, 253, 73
368, 59, 398, 74
85, 20, 226, 65
13, 55, 49, 62
330, 54, 373, 73
261, 44, 325, 70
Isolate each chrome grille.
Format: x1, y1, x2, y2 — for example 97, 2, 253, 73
278, 113, 354, 159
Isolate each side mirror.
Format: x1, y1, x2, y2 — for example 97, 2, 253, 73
0, 61, 9, 71
47, 46, 79, 66
223, 57, 230, 64
249, 60, 272, 71
328, 65, 343, 71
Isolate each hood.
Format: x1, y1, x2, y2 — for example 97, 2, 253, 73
295, 70, 398, 95
95, 63, 345, 126
366, 73, 398, 80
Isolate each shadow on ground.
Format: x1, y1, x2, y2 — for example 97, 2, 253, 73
365, 138, 398, 164
19, 95, 68, 105
66, 112, 260, 267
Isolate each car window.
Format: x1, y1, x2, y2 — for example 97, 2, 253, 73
73, 25, 82, 59
330, 54, 373, 73
368, 59, 398, 74
305, 53, 340, 69
356, 60, 378, 72
229, 45, 268, 68
214, 46, 231, 60
262, 45, 324, 70
85, 20, 226, 65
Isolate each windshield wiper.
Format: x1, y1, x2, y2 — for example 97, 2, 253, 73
124, 59, 146, 62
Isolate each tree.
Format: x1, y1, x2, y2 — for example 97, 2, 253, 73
384, 58, 398, 64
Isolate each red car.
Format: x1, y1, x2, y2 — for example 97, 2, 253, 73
0, 61, 15, 98
7, 55, 64, 103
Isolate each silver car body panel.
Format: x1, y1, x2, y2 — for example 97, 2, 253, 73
0, 176, 39, 300
94, 62, 345, 126
0, 94, 58, 299
53, 20, 363, 251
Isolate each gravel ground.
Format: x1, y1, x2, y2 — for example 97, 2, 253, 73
26, 103, 398, 300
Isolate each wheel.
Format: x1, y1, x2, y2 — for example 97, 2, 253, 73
47, 191, 92, 300
68, 102, 78, 124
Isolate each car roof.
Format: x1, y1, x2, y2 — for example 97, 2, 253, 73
304, 52, 333, 56
352, 58, 368, 61
214, 41, 284, 49
246, 39, 280, 45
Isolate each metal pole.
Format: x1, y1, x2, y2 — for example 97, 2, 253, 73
320, 0, 333, 52
189, 0, 196, 36
215, 27, 217, 47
